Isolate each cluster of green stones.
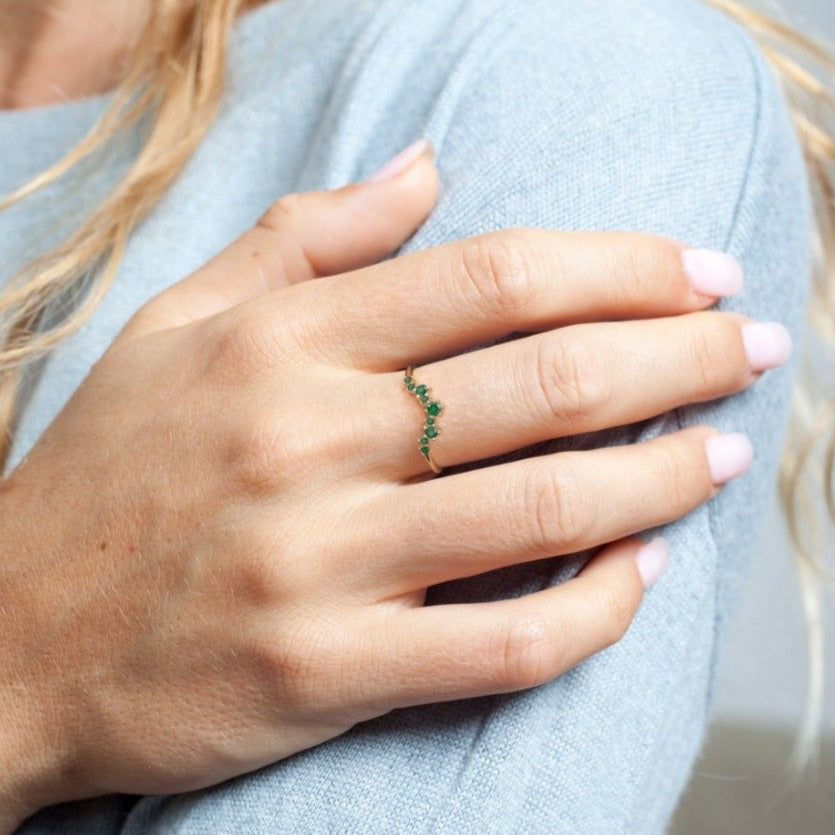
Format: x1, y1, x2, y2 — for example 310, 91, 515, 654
402, 372, 442, 461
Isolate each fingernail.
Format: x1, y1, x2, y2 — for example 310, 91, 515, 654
366, 139, 431, 183
742, 322, 793, 372
635, 536, 669, 589
682, 249, 744, 297
705, 433, 753, 485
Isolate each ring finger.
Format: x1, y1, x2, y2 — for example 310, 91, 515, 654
370, 310, 784, 479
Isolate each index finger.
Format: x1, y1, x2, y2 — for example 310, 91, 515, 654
279, 228, 744, 371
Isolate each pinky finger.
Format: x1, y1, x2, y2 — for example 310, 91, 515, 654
368, 537, 667, 710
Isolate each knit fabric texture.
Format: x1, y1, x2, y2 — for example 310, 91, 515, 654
4, 0, 811, 832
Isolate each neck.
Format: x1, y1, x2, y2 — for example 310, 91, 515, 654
0, 1, 149, 109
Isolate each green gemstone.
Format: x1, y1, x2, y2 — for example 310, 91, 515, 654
407, 383, 416, 391
426, 416, 435, 425
420, 436, 429, 446
425, 426, 438, 439
403, 376, 412, 385
415, 384, 428, 395
427, 401, 441, 416
420, 446, 430, 456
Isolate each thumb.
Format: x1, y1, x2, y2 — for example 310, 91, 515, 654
121, 139, 438, 339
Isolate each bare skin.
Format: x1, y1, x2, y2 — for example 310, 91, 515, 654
0, 3, 788, 831
0, 0, 149, 109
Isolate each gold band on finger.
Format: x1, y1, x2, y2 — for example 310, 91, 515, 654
402, 365, 443, 475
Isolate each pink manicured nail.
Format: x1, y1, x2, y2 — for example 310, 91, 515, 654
742, 322, 793, 372
635, 536, 669, 589
366, 139, 430, 183
705, 433, 754, 485
682, 249, 744, 297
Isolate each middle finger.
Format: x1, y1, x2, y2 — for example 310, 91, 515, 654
277, 229, 742, 372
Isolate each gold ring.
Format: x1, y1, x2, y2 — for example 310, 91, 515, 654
402, 365, 443, 474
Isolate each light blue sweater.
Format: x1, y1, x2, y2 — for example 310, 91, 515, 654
4, 0, 811, 832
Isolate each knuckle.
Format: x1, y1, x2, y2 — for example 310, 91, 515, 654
258, 192, 305, 233
522, 463, 592, 554
123, 303, 156, 337
206, 306, 282, 377
227, 530, 312, 605
209, 309, 262, 370
252, 619, 343, 713
457, 230, 534, 319
224, 413, 319, 495
535, 334, 607, 424
494, 614, 555, 690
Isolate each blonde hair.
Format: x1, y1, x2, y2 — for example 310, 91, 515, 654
1, 0, 833, 770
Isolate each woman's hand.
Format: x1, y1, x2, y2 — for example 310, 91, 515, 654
0, 142, 788, 825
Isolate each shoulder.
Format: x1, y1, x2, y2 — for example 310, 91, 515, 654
421, 0, 772, 122
383, 0, 809, 258
225, 0, 810, 256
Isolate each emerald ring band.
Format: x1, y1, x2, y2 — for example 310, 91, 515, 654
402, 365, 443, 474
